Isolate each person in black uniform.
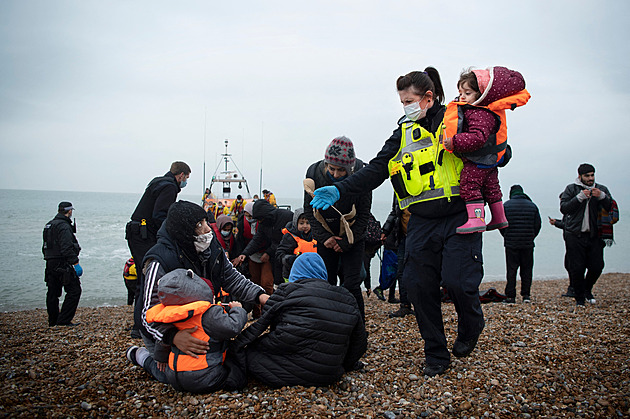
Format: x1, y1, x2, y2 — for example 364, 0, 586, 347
126, 161, 191, 337
42, 201, 82, 326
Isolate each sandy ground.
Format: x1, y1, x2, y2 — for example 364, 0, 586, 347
1, 273, 629, 418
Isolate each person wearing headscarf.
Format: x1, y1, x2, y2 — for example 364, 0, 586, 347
232, 253, 367, 388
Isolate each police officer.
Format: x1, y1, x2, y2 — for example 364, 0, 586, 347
127, 161, 191, 337
311, 68, 485, 377
43, 201, 82, 326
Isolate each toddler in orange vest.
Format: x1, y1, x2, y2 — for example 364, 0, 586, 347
442, 66, 530, 234
276, 208, 318, 281
126, 268, 249, 392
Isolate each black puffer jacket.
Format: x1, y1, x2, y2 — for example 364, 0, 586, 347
42, 213, 81, 264
500, 195, 541, 249
233, 278, 367, 388
130, 172, 181, 235
304, 159, 372, 251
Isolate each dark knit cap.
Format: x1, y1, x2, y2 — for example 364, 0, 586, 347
324, 136, 356, 173
165, 201, 208, 253
578, 163, 595, 175
509, 184, 524, 198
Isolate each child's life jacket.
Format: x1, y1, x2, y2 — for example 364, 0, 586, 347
281, 228, 317, 255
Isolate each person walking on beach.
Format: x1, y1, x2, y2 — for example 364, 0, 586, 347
500, 185, 541, 303
310, 68, 485, 377
42, 201, 83, 326
304, 136, 372, 321
560, 163, 614, 307
126, 161, 191, 338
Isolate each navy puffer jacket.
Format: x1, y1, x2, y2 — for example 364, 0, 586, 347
500, 195, 542, 249
233, 277, 367, 388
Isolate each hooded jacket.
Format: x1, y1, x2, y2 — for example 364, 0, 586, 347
130, 171, 181, 235
233, 253, 367, 388
500, 188, 541, 249
304, 159, 372, 251
560, 179, 612, 237
275, 208, 317, 279
241, 200, 293, 259
141, 223, 264, 347
145, 268, 248, 393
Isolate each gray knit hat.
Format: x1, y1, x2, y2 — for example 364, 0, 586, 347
324, 136, 356, 173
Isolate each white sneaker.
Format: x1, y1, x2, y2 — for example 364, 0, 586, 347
586, 297, 596, 304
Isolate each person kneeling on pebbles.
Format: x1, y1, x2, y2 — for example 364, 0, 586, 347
231, 252, 368, 388
126, 268, 249, 392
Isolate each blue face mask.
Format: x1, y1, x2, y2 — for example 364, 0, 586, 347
326, 171, 347, 183
180, 179, 187, 188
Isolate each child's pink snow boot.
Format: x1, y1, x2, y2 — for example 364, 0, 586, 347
456, 201, 486, 234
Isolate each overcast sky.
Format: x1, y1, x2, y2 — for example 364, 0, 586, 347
1, 0, 628, 208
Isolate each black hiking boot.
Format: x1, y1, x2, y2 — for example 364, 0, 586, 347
389, 305, 414, 318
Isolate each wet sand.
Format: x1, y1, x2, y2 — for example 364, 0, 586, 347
1, 273, 629, 418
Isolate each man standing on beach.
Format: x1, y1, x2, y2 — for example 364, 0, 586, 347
560, 163, 613, 307
42, 201, 82, 326
500, 185, 541, 303
126, 161, 191, 337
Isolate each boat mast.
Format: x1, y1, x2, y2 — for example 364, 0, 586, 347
202, 107, 207, 193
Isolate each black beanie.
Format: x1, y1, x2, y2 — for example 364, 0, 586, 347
578, 163, 595, 175
165, 201, 208, 253
509, 184, 524, 198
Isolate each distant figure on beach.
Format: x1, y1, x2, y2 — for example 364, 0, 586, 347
126, 161, 191, 338
304, 136, 372, 321
560, 163, 614, 307
136, 201, 269, 383
232, 252, 367, 388
499, 185, 541, 303
42, 201, 82, 327
122, 257, 137, 306
127, 268, 249, 392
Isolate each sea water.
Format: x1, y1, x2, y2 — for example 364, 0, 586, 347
1, 189, 628, 312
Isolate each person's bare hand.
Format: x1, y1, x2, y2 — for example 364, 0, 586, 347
157, 361, 167, 372
172, 327, 208, 358
324, 236, 342, 249
548, 216, 556, 225
443, 137, 453, 150
258, 293, 270, 305
591, 188, 602, 198
260, 253, 270, 263
380, 233, 387, 242
232, 255, 246, 267
582, 189, 591, 198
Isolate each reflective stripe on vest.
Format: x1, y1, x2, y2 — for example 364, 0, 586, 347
146, 301, 226, 371
281, 228, 317, 254
388, 121, 463, 210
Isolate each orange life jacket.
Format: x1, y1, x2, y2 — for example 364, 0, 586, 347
145, 301, 226, 371
444, 89, 530, 166
281, 228, 317, 254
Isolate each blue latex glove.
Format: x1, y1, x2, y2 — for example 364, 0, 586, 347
310, 186, 340, 210
74, 263, 83, 277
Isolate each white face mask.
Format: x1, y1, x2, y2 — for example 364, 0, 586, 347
404, 96, 428, 121
194, 231, 213, 253
220, 230, 231, 237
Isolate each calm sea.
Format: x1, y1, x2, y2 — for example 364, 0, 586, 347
0, 189, 628, 312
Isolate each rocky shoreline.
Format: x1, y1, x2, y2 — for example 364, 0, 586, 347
1, 274, 629, 418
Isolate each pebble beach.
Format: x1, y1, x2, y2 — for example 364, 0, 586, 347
1, 273, 629, 418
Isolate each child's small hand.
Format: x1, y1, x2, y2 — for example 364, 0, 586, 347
443, 137, 453, 151
229, 301, 242, 309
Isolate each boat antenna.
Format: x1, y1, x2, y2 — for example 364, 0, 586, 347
202, 107, 207, 193
259, 122, 264, 197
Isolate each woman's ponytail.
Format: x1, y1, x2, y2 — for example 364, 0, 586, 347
424, 67, 444, 104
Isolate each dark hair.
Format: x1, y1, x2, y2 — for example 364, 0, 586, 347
170, 161, 191, 175
457, 69, 480, 94
396, 66, 445, 104
578, 163, 595, 175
